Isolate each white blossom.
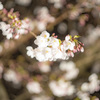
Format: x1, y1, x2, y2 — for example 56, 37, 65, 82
81, 73, 100, 93
40, 31, 50, 39
38, 62, 51, 73
3, 70, 20, 84
34, 48, 46, 62
34, 36, 48, 48
65, 35, 70, 41
37, 21, 46, 31
43, 47, 52, 60
63, 40, 75, 51
15, 0, 32, 6
81, 82, 89, 92
59, 61, 76, 71
88, 74, 100, 93
88, 73, 98, 82
52, 48, 63, 60
77, 91, 90, 100
48, 0, 65, 9
0, 22, 13, 39
36, 7, 55, 32
26, 46, 34, 58
26, 81, 42, 94
0, 2, 3, 10
26, 31, 84, 62
48, 37, 60, 48
49, 79, 75, 97
64, 68, 79, 80
59, 61, 79, 80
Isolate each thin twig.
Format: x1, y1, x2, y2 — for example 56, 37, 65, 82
30, 31, 37, 38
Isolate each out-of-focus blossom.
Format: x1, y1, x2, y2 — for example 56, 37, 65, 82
79, 14, 89, 26
64, 68, 79, 80
36, 7, 55, 31
38, 62, 51, 73
57, 22, 67, 34
59, 61, 76, 71
26, 81, 42, 94
82, 26, 100, 46
15, 0, 32, 6
81, 73, 100, 93
81, 82, 89, 92
32, 95, 52, 100
49, 79, 75, 97
59, 61, 79, 80
77, 91, 90, 100
48, 0, 66, 9
0, 2, 3, 10
89, 0, 100, 5
68, 6, 82, 20
3, 69, 20, 84
37, 22, 46, 32
88, 74, 100, 93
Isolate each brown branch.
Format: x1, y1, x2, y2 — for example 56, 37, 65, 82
0, 80, 9, 100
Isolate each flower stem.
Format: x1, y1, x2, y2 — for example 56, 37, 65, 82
30, 31, 37, 38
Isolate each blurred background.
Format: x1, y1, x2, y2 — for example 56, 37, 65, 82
0, 0, 100, 100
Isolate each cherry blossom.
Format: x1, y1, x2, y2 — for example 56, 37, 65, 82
15, 0, 32, 6
26, 81, 42, 94
59, 61, 79, 80
36, 7, 55, 31
49, 79, 75, 97
81, 73, 100, 93
48, 0, 66, 9
26, 31, 84, 62
3, 69, 21, 84
0, 2, 3, 10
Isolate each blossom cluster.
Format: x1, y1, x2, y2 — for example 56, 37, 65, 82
81, 73, 100, 94
0, 18, 33, 39
26, 81, 42, 94
35, 7, 55, 31
49, 79, 75, 97
77, 73, 100, 100
4, 69, 21, 85
0, 2, 34, 39
59, 61, 79, 80
48, 0, 66, 9
15, 0, 32, 6
82, 26, 100, 46
26, 31, 84, 62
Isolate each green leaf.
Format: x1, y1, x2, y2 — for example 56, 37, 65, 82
58, 39, 62, 45
74, 35, 80, 39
